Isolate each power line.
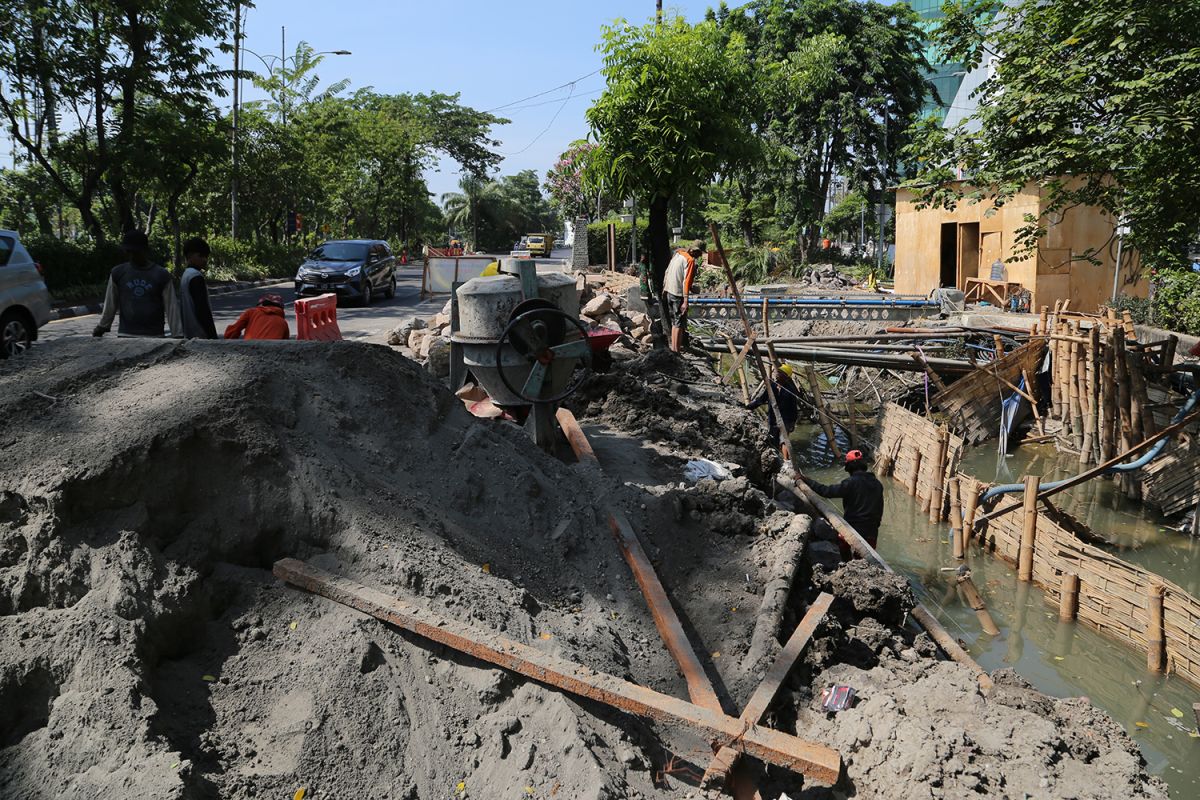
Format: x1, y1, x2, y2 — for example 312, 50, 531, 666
484, 69, 600, 113
500, 82, 577, 157
501, 87, 603, 113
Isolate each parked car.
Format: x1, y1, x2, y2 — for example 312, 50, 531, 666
294, 239, 397, 306
0, 230, 51, 358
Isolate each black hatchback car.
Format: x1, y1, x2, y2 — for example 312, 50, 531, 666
294, 239, 397, 305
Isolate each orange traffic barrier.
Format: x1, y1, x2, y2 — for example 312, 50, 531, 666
294, 293, 343, 341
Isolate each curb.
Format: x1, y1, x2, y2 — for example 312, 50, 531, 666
49, 277, 290, 321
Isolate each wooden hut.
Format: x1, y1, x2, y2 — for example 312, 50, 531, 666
894, 182, 1147, 312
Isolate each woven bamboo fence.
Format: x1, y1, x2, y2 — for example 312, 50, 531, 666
975, 495, 1200, 688
931, 339, 1047, 445
876, 403, 1200, 691
875, 403, 965, 521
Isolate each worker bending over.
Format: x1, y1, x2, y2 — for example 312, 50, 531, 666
662, 239, 704, 353
224, 294, 291, 340
802, 450, 885, 551
746, 363, 800, 441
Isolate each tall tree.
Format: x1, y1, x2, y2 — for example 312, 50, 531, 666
709, 0, 929, 260
586, 16, 756, 288
905, 0, 1200, 269
0, 0, 238, 240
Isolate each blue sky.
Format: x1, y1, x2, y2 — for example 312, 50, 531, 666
239, 1, 729, 202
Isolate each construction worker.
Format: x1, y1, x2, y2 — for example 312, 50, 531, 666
662, 239, 704, 353
179, 237, 217, 339
93, 230, 182, 338
746, 362, 800, 442
802, 450, 885, 551
224, 294, 291, 341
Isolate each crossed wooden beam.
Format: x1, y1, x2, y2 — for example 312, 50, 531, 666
274, 410, 842, 794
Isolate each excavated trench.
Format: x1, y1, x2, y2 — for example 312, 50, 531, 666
0, 337, 1172, 800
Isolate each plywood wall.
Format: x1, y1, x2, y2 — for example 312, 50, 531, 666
894, 183, 1147, 312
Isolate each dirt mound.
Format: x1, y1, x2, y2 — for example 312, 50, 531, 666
566, 348, 779, 485
0, 339, 710, 800
0, 338, 1169, 800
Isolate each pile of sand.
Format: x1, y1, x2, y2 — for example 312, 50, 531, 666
0, 338, 1167, 800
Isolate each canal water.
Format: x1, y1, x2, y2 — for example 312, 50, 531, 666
794, 425, 1200, 799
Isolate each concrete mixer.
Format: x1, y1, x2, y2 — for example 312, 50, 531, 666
450, 260, 592, 448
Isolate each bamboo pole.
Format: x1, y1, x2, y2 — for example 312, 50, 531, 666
1069, 327, 1085, 449
957, 574, 1001, 636
929, 428, 948, 523
1101, 330, 1116, 462
1019, 476, 1038, 582
907, 447, 922, 498
993, 334, 1005, 359
962, 476, 980, 539
1058, 572, 1079, 622
806, 364, 842, 460
1049, 304, 1062, 418
950, 478, 964, 560
1146, 582, 1165, 673
1080, 327, 1097, 464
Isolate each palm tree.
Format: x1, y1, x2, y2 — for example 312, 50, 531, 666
441, 174, 501, 251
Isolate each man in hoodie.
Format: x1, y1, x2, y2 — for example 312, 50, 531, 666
224, 294, 290, 340
93, 230, 182, 338
179, 237, 218, 339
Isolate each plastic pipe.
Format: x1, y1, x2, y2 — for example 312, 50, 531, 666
980, 388, 1200, 502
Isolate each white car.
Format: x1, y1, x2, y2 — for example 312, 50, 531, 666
0, 230, 51, 357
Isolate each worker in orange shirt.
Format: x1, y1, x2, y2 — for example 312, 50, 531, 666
224, 294, 291, 340
662, 239, 704, 353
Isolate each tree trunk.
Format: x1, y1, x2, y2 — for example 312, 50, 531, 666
648, 193, 672, 295
738, 178, 755, 247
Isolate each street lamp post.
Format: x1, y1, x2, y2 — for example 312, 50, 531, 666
230, 24, 349, 240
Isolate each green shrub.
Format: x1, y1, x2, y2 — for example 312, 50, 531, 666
586, 218, 652, 266
23, 236, 124, 294
1150, 269, 1200, 335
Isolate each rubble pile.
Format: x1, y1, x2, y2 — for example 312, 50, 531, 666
800, 264, 858, 290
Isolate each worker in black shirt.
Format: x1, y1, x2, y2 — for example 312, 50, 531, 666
746, 362, 801, 460
802, 449, 885, 551
179, 237, 217, 339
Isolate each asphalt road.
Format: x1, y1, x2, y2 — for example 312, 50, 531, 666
35, 248, 575, 351
37, 266, 439, 347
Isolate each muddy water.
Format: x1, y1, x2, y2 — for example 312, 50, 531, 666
794, 426, 1200, 799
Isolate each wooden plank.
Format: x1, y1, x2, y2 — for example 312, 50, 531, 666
272, 558, 844, 784
609, 510, 722, 712
702, 593, 835, 789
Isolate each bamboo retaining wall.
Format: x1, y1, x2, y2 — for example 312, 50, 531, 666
875, 401, 1200, 691
931, 339, 1047, 445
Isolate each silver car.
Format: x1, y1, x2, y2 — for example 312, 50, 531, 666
0, 230, 51, 357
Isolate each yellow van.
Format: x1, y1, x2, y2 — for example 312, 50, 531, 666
526, 233, 554, 257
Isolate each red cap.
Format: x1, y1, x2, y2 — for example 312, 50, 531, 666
846, 449, 865, 465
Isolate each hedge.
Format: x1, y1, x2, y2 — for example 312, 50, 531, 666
586, 218, 653, 266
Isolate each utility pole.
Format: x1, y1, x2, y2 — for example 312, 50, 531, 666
280, 25, 287, 125
656, 0, 663, 25
231, 2, 241, 239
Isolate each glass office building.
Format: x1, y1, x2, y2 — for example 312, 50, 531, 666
909, 0, 967, 124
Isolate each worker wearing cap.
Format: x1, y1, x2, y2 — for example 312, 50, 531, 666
802, 450, 885, 551
662, 239, 704, 353
746, 362, 801, 443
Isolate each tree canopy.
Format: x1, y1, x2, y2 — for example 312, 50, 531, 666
585, 15, 757, 284
904, 0, 1200, 269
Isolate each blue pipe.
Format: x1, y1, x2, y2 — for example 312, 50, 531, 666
689, 297, 938, 307
981, 388, 1200, 501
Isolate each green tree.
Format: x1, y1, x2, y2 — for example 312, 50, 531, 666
708, 0, 930, 260
585, 16, 756, 288
0, 0, 238, 240
905, 0, 1200, 269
